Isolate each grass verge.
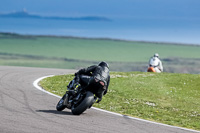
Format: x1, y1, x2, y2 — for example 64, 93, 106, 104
1, 32, 200, 73
40, 72, 200, 131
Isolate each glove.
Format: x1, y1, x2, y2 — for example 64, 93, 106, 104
96, 98, 102, 103
74, 72, 78, 76
73, 82, 80, 89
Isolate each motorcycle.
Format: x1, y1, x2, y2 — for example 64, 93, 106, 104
147, 66, 162, 73
147, 67, 156, 72
56, 77, 98, 115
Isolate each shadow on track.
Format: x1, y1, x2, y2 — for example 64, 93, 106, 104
36, 110, 73, 115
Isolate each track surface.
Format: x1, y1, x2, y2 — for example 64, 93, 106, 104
0, 66, 199, 133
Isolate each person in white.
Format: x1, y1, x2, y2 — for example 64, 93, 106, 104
148, 53, 163, 73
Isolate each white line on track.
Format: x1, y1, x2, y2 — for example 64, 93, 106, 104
33, 75, 200, 133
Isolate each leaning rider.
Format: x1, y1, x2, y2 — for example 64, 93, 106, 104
71, 61, 110, 103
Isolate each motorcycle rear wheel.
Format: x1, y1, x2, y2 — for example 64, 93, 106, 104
71, 91, 94, 115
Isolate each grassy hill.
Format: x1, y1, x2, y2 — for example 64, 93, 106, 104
0, 32, 200, 73
1, 32, 199, 130
40, 72, 200, 131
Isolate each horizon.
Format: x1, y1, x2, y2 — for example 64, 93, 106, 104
0, 10, 111, 18
1, 32, 199, 46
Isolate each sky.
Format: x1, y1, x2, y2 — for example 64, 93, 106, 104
1, 0, 200, 18
1, 0, 200, 44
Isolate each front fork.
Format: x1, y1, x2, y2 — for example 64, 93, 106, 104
64, 86, 81, 109
63, 93, 72, 109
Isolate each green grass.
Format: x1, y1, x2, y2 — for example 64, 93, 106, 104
1, 33, 200, 73
0, 55, 90, 69
40, 72, 200, 131
1, 33, 200, 63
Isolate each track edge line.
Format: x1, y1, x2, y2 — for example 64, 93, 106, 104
33, 75, 200, 133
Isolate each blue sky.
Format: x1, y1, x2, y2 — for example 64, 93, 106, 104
1, 0, 200, 18
1, 0, 200, 44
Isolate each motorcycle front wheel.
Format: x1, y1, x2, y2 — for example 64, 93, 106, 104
56, 94, 67, 111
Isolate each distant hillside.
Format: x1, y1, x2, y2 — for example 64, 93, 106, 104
0, 32, 200, 74
0, 11, 111, 21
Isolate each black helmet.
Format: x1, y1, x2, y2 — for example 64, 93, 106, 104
98, 61, 109, 69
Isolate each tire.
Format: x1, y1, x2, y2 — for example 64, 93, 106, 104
56, 94, 67, 111
71, 91, 94, 115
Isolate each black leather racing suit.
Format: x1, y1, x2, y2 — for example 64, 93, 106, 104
75, 65, 110, 100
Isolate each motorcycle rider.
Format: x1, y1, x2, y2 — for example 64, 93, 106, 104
148, 53, 163, 72
70, 61, 110, 103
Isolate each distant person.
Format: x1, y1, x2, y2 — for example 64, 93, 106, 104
147, 53, 163, 73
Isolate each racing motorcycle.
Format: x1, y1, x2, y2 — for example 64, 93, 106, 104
147, 66, 162, 73
147, 66, 156, 72
56, 77, 98, 115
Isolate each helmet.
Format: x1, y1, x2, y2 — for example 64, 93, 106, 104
98, 61, 109, 69
154, 53, 159, 57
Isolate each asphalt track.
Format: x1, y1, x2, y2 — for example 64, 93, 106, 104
0, 66, 199, 133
